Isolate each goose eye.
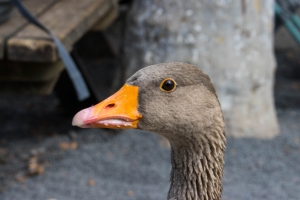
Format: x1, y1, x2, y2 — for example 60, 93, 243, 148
160, 78, 176, 92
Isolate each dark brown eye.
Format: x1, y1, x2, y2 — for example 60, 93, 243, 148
160, 78, 176, 92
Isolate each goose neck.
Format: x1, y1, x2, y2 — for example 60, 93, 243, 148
167, 136, 225, 200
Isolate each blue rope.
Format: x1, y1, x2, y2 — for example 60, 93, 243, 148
12, 0, 90, 101
275, 1, 300, 45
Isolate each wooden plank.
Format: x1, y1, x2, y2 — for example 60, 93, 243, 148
0, 0, 58, 59
0, 60, 64, 82
7, 0, 116, 62
0, 61, 64, 94
92, 1, 118, 31
0, 76, 61, 94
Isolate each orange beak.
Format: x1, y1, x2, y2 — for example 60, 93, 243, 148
72, 84, 142, 129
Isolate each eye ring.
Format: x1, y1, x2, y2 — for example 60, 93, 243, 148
160, 78, 177, 92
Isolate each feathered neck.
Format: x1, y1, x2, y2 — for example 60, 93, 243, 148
167, 127, 226, 200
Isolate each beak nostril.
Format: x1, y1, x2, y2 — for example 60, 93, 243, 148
105, 103, 116, 109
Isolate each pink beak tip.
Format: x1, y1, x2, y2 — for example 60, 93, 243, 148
72, 107, 94, 128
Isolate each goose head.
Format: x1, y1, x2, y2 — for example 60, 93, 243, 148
73, 62, 226, 200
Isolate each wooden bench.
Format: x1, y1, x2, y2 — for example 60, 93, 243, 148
0, 0, 118, 94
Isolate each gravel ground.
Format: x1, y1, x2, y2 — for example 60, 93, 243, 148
0, 49, 300, 200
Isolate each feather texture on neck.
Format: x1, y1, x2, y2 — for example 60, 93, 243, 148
167, 121, 225, 200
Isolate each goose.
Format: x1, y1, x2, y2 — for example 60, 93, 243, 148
72, 62, 226, 200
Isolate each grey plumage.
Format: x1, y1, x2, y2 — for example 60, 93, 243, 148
127, 62, 226, 200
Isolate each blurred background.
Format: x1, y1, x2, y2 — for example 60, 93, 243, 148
0, 0, 300, 199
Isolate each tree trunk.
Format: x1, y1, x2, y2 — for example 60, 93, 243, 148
122, 0, 279, 138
